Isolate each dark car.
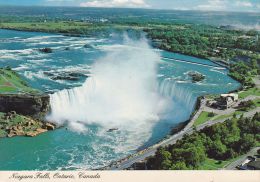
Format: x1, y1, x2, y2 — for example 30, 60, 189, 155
247, 156, 256, 161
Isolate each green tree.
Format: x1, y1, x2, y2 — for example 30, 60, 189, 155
171, 162, 188, 170
150, 147, 172, 170
208, 139, 227, 160
239, 134, 256, 153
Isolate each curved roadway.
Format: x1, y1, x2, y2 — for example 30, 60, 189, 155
108, 107, 260, 170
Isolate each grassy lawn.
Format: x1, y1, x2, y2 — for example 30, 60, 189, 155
253, 98, 260, 107
213, 113, 233, 121
194, 111, 215, 127
234, 111, 245, 115
0, 68, 39, 94
213, 111, 245, 121
238, 87, 260, 99
199, 158, 230, 170
199, 157, 240, 170
0, 86, 17, 92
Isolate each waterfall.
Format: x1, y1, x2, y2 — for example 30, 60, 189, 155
48, 38, 196, 132
47, 38, 171, 132
158, 78, 195, 111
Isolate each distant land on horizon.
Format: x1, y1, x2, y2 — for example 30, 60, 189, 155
1, 4, 260, 12
0, 6, 259, 28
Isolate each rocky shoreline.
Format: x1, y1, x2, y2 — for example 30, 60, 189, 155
0, 111, 56, 138
0, 66, 57, 138
0, 92, 56, 138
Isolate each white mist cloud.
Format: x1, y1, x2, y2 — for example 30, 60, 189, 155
48, 36, 170, 133
80, 0, 149, 8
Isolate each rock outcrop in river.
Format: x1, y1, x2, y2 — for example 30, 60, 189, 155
188, 71, 205, 83
38, 47, 53, 53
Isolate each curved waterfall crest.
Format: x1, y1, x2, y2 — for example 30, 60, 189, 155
48, 38, 171, 132
158, 78, 194, 109
48, 38, 195, 132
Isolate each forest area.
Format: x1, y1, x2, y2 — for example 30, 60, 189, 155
146, 113, 260, 170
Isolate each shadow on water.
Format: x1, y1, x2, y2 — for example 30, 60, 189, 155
136, 98, 195, 151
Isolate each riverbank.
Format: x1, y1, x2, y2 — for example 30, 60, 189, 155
105, 75, 260, 170
0, 111, 56, 138
0, 22, 110, 37
107, 106, 259, 170
0, 68, 56, 138
101, 97, 203, 170
0, 25, 257, 169
1, 19, 259, 66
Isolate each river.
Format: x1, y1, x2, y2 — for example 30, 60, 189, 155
0, 29, 240, 170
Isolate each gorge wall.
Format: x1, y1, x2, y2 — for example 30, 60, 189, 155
0, 94, 50, 118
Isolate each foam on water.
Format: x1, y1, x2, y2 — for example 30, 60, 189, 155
0, 29, 241, 170
48, 38, 170, 133
210, 68, 226, 74
24, 70, 50, 81
45, 38, 200, 170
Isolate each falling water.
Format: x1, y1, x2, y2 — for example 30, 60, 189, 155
48, 38, 171, 132
159, 78, 195, 110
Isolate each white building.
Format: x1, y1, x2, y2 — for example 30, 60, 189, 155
217, 93, 239, 109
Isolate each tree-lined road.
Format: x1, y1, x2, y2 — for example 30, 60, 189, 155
109, 107, 260, 170
224, 147, 260, 170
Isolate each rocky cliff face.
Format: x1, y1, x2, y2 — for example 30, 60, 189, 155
0, 94, 50, 118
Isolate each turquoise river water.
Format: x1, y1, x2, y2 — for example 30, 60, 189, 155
0, 29, 240, 170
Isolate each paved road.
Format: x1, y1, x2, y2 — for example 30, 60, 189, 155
224, 147, 260, 170
109, 107, 260, 170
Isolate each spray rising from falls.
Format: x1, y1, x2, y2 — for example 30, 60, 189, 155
48, 38, 171, 132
